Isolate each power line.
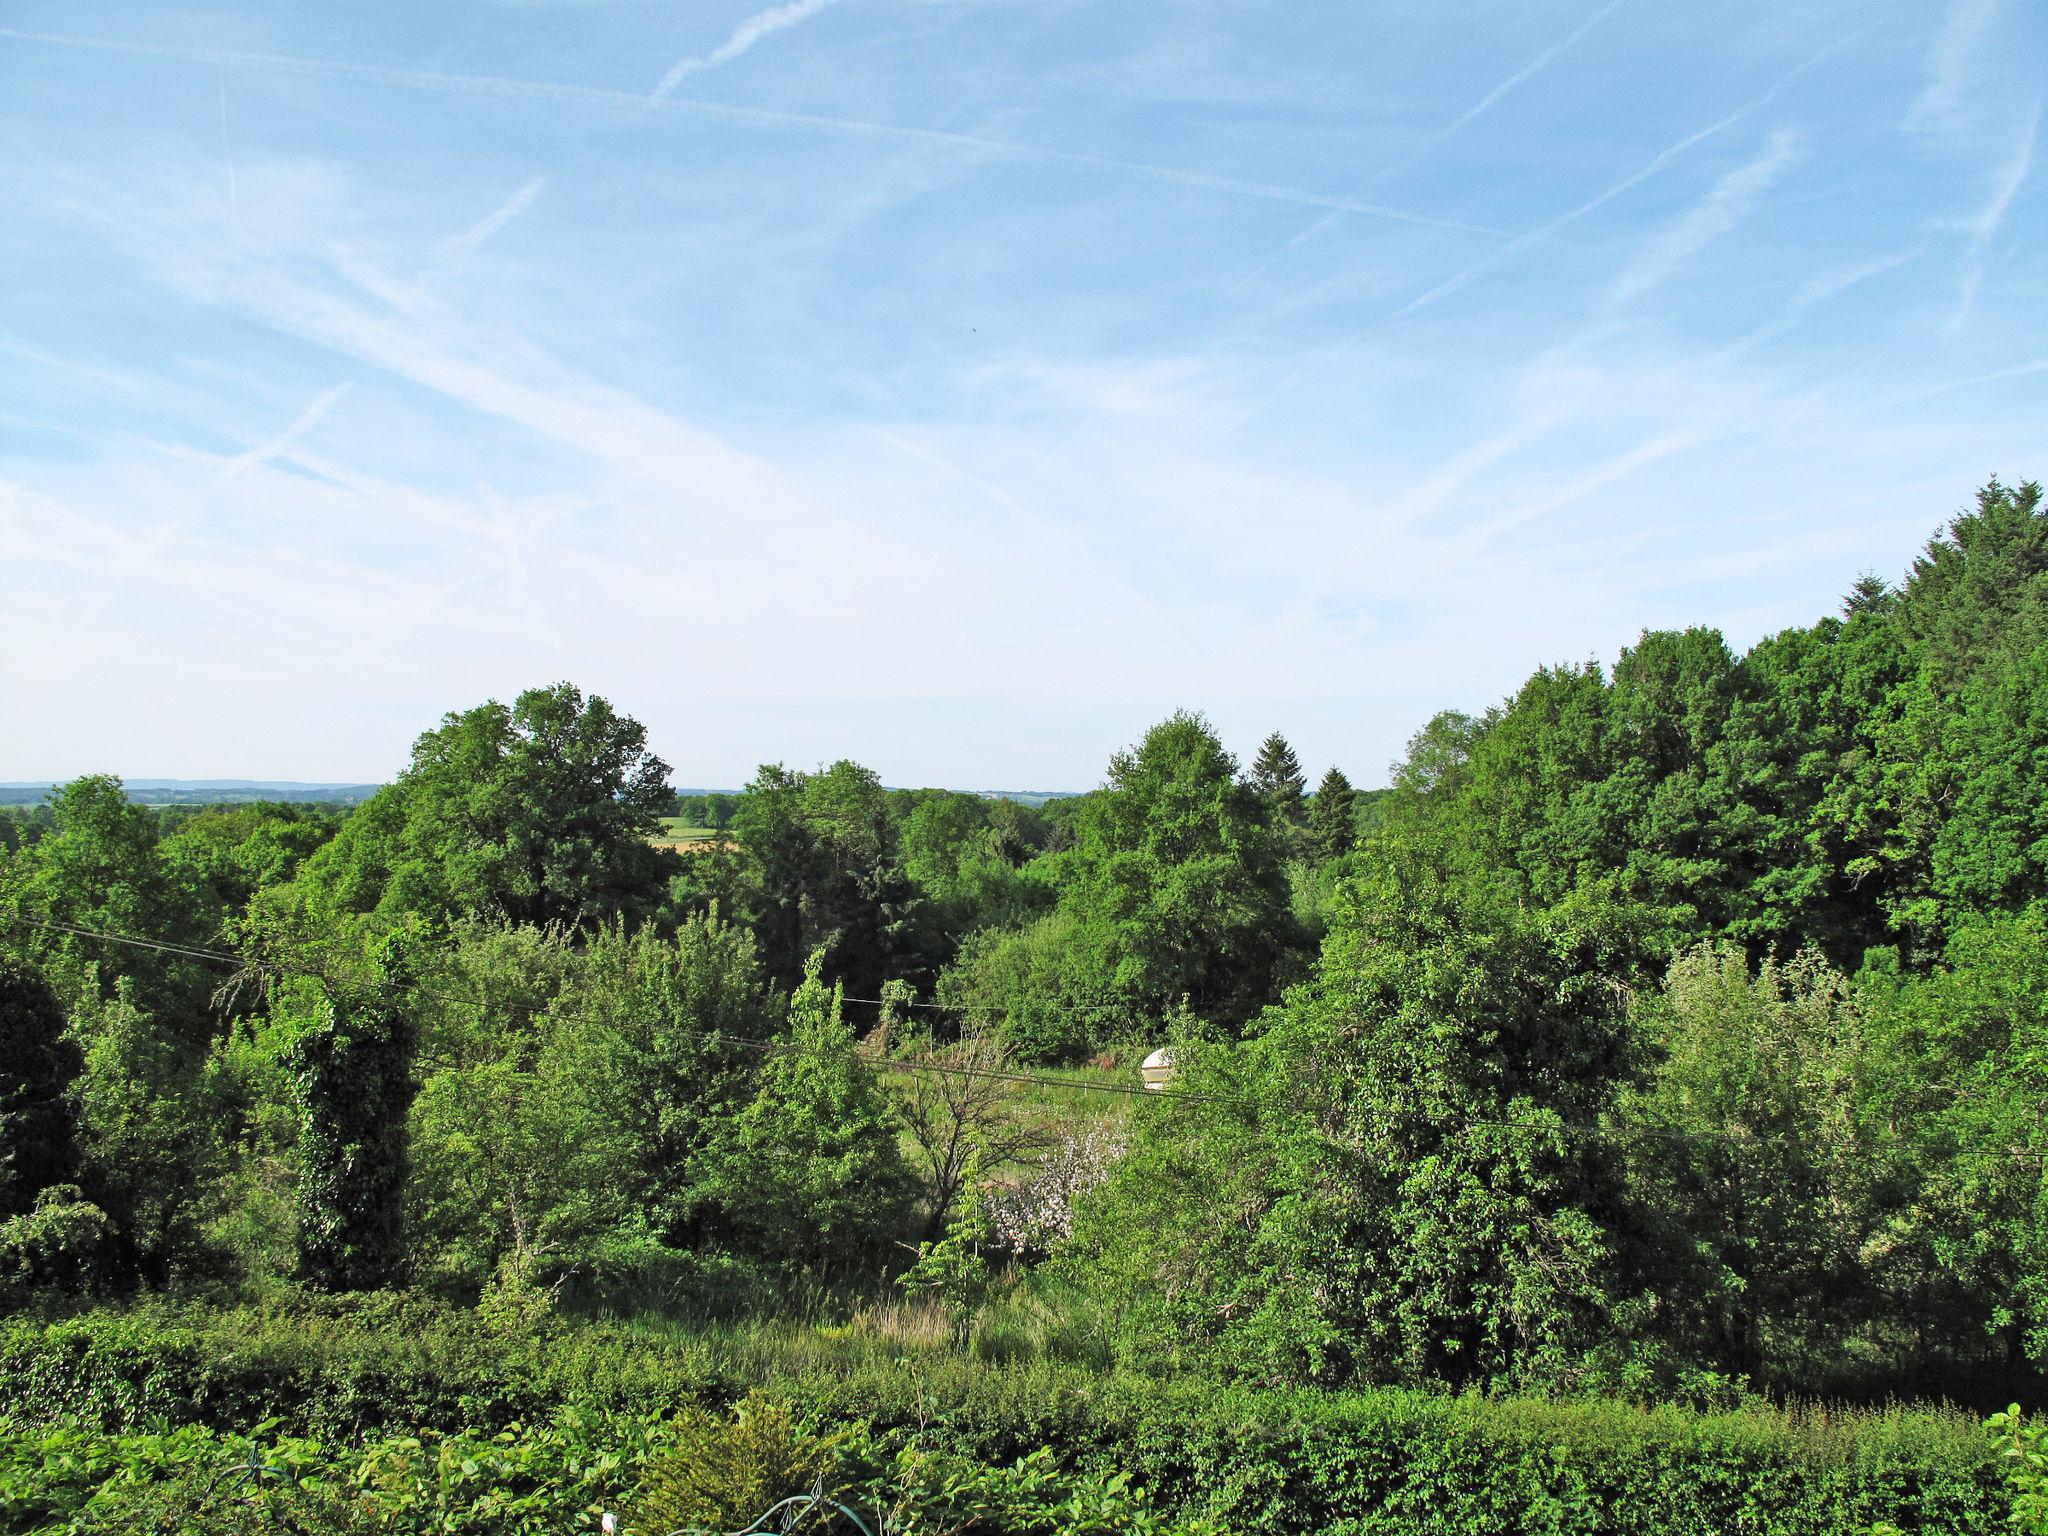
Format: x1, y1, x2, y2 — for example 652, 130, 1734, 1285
845, 993, 1141, 1015
4, 909, 2043, 1164
2, 912, 262, 969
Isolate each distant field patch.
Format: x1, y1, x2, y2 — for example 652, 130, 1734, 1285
652, 817, 732, 851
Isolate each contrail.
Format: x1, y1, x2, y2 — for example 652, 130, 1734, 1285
1437, 0, 1628, 143
650, 0, 841, 101
441, 175, 549, 263
1222, 0, 1626, 290
217, 72, 241, 242
1905, 0, 2000, 132
1388, 27, 1868, 323
220, 382, 353, 480
1605, 127, 1802, 309
1950, 101, 2038, 327
0, 26, 1497, 235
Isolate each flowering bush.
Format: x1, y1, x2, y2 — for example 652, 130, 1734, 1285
987, 1128, 1125, 1258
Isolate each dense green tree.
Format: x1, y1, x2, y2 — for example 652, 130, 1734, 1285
0, 776, 220, 1039
1308, 767, 1357, 862
935, 909, 1128, 1064
897, 790, 1047, 950
1613, 945, 1877, 1390
723, 760, 925, 998
66, 973, 225, 1284
158, 804, 340, 919
1048, 712, 1294, 1030
575, 915, 778, 1254
1074, 859, 1642, 1389
273, 941, 418, 1291
281, 683, 672, 933
1854, 908, 2048, 1380
698, 954, 917, 1280
0, 959, 81, 1219
1249, 732, 1307, 831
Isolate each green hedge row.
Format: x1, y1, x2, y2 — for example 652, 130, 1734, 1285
0, 1302, 2007, 1535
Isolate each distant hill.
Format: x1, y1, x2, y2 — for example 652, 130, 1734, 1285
0, 780, 384, 807
1, 780, 1082, 810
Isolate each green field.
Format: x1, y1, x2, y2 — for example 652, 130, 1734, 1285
652, 817, 727, 847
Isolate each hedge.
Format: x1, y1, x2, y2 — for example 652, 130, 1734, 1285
0, 1301, 2007, 1535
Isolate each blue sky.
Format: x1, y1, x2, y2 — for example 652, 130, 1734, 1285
2, 0, 2041, 790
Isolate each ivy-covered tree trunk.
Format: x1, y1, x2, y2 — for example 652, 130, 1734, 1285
278, 946, 417, 1291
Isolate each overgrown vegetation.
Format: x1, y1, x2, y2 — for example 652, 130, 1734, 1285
4, 481, 2048, 1526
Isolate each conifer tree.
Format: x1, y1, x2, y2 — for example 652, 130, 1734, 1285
1310, 766, 1358, 862
1250, 732, 1308, 830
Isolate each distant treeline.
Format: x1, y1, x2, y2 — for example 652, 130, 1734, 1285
0, 781, 380, 808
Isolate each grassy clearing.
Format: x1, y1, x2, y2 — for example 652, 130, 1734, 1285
652, 818, 730, 850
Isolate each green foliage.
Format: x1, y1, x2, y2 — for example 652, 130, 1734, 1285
0, 775, 222, 1041
0, 958, 81, 1218
1248, 732, 1306, 833
1074, 861, 1640, 1390
1987, 1404, 2048, 1534
0, 1184, 117, 1298
158, 802, 341, 920
936, 913, 1127, 1065
898, 1204, 996, 1343
0, 1303, 2009, 1536
275, 943, 418, 1292
279, 682, 673, 933
697, 956, 917, 1282
66, 974, 226, 1284
1612, 944, 1878, 1390
1854, 908, 2048, 1375
715, 761, 928, 999
635, 1393, 848, 1535
898, 790, 1050, 950
1306, 766, 1355, 863
1046, 712, 1294, 1032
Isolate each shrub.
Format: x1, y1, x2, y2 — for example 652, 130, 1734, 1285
634, 1393, 849, 1535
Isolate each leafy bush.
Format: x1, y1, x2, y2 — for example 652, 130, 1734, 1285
635, 1393, 848, 1535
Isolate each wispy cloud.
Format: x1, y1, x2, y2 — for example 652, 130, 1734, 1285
1606, 128, 1801, 308
0, 27, 1493, 234
649, 0, 842, 101
1945, 102, 2038, 326
219, 382, 354, 479
1905, 0, 2000, 133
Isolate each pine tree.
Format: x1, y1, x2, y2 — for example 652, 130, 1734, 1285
1310, 766, 1358, 862
1251, 732, 1308, 830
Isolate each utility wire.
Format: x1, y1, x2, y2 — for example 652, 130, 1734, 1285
3, 912, 263, 969
6, 909, 2044, 1164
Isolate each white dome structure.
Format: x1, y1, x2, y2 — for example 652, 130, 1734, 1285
1140, 1046, 1176, 1092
